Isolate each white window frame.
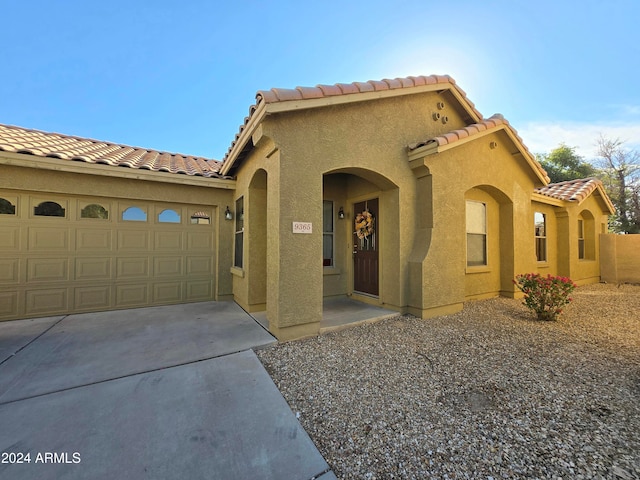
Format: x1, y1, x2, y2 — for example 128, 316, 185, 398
466, 200, 487, 267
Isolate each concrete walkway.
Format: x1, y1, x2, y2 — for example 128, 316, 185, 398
0, 302, 336, 480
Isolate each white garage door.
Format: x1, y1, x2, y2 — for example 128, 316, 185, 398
0, 190, 217, 320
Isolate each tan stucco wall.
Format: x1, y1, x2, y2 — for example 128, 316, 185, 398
410, 129, 541, 313
556, 194, 609, 285
600, 234, 640, 284
232, 91, 469, 339
531, 201, 559, 275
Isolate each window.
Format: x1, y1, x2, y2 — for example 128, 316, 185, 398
234, 197, 244, 268
578, 219, 585, 259
34, 201, 65, 217
158, 209, 181, 223
323, 200, 334, 266
466, 200, 487, 267
191, 211, 210, 224
0, 198, 16, 215
81, 204, 109, 219
122, 206, 147, 221
534, 212, 547, 262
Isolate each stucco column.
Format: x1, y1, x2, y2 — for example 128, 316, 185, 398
266, 165, 323, 340
407, 159, 465, 317
555, 210, 571, 278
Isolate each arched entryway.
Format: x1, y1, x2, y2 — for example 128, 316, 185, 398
322, 168, 400, 318
246, 169, 268, 314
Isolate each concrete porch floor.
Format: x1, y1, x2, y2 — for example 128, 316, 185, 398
250, 296, 399, 335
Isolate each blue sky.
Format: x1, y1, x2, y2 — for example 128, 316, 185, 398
2, 0, 639, 162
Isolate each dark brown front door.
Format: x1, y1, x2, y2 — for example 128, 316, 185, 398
353, 198, 379, 296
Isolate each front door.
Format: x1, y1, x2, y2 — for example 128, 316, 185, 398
353, 198, 379, 296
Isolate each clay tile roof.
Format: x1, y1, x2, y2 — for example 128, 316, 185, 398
534, 177, 604, 203
407, 114, 550, 184
255, 74, 461, 107
0, 123, 224, 178
224, 74, 480, 168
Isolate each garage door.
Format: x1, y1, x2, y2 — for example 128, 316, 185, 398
0, 190, 217, 320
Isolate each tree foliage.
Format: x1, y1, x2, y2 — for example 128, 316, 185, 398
536, 144, 597, 183
596, 136, 640, 234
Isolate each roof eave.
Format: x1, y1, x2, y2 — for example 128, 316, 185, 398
220, 101, 267, 177
409, 125, 549, 185
0, 151, 236, 190
262, 82, 481, 122
532, 191, 565, 206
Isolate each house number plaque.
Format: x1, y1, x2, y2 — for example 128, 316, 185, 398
292, 222, 312, 234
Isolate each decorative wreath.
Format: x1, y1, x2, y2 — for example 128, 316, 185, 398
355, 210, 375, 239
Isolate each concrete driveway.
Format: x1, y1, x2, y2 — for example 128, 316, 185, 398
0, 302, 336, 480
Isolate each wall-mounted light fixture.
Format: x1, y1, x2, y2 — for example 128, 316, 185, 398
338, 206, 345, 219
224, 206, 233, 220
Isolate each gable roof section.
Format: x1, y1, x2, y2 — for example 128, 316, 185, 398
221, 75, 483, 176
0, 123, 224, 178
534, 177, 615, 213
407, 114, 551, 184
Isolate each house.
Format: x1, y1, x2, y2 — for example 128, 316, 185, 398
0, 75, 615, 340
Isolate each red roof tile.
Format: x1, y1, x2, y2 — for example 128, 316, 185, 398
408, 114, 550, 183
222, 75, 483, 169
0, 124, 224, 178
535, 177, 606, 204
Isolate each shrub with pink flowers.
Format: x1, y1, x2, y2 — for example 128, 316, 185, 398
513, 273, 578, 321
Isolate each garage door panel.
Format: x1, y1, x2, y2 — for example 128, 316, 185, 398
153, 256, 183, 276
27, 258, 69, 282
153, 282, 183, 303
0, 291, 19, 318
76, 257, 111, 280
186, 280, 212, 300
76, 228, 112, 251
75, 286, 112, 310
0, 226, 20, 250
117, 230, 149, 251
186, 256, 212, 275
117, 257, 150, 279
28, 227, 69, 251
154, 231, 183, 250
0, 258, 19, 283
187, 231, 212, 250
26, 288, 68, 315
116, 284, 148, 306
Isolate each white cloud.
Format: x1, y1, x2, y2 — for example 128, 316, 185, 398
516, 122, 640, 161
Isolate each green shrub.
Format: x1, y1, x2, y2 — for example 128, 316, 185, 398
513, 273, 577, 321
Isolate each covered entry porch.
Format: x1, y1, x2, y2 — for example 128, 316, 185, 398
250, 295, 398, 335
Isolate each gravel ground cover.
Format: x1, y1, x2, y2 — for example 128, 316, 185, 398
256, 283, 640, 479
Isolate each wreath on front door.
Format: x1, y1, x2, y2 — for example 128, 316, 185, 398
355, 210, 375, 239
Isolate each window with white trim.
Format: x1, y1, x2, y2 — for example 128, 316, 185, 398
534, 212, 547, 262
466, 200, 487, 267
578, 219, 585, 259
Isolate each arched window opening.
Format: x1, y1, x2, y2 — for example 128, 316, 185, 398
34, 201, 65, 217
158, 209, 181, 223
0, 198, 16, 215
81, 204, 109, 219
122, 206, 147, 222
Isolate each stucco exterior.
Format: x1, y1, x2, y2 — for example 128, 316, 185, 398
0, 74, 616, 340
